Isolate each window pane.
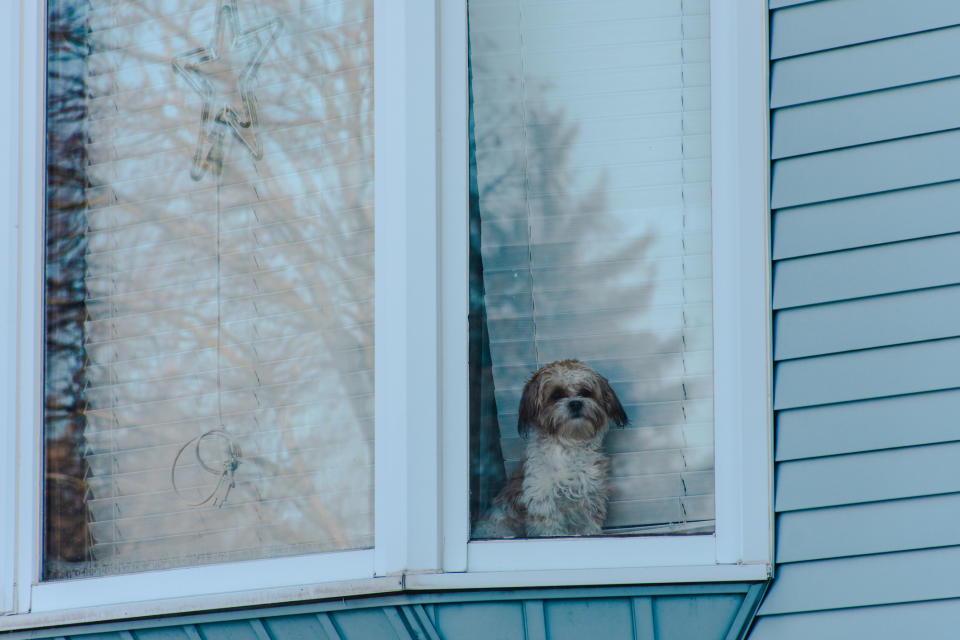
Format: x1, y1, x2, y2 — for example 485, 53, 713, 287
468, 0, 714, 538
44, 0, 374, 579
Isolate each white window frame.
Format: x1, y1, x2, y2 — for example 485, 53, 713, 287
0, 0, 771, 631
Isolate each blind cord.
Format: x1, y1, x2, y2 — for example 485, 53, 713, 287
170, 151, 243, 508
216, 170, 224, 430
517, 1, 541, 367
680, 0, 689, 525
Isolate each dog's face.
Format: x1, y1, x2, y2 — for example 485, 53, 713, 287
518, 359, 628, 442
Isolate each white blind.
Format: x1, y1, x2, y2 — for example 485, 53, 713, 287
46, 0, 374, 578
469, 0, 713, 533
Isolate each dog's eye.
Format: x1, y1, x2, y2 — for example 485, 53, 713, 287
578, 388, 593, 398
549, 389, 567, 403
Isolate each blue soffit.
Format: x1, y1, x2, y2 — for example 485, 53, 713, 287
3, 583, 768, 640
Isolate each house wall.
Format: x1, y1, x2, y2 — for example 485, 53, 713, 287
4, 1, 841, 636
752, 0, 960, 637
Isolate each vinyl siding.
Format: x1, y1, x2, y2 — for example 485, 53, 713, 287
752, 0, 960, 637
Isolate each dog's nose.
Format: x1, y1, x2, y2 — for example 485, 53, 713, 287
568, 399, 583, 414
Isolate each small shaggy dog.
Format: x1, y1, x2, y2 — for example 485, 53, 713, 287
474, 359, 628, 538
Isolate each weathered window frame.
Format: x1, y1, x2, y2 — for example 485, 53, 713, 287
0, 0, 771, 630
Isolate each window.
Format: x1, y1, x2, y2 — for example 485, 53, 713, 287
438, 0, 772, 578
0, 0, 770, 628
466, 0, 716, 539
43, 0, 374, 581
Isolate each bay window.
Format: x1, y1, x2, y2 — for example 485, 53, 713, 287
0, 0, 770, 628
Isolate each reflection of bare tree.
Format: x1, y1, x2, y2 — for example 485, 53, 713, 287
46, 0, 374, 578
468, 22, 713, 534
216, 0, 375, 555
468, 76, 665, 523
44, 0, 92, 578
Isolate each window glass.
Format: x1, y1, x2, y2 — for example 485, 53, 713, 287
44, 0, 373, 579
468, 0, 714, 537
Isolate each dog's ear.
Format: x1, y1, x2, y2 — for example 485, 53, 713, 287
599, 375, 629, 428
517, 372, 540, 438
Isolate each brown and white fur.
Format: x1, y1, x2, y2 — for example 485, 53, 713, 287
474, 359, 628, 538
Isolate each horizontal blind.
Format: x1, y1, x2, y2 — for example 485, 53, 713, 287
46, 0, 374, 579
469, 0, 713, 533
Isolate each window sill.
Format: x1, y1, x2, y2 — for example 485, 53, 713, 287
405, 563, 771, 590
466, 534, 719, 573
0, 574, 398, 634
0, 562, 771, 633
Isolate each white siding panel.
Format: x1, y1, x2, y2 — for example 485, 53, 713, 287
777, 493, 960, 563
772, 0, 960, 60
771, 26, 960, 107
775, 442, 960, 512
775, 286, 960, 360
772, 130, 960, 209
769, 0, 823, 9
772, 78, 960, 159
772, 234, 960, 310
760, 546, 960, 615
774, 338, 960, 409
751, 598, 960, 640
776, 389, 960, 461
772, 181, 960, 260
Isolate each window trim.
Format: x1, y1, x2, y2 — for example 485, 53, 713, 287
0, 0, 29, 618
709, 0, 773, 567
0, 0, 771, 630
10, 0, 45, 618
374, 0, 443, 578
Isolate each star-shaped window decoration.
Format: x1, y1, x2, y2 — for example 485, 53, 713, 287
173, 0, 282, 181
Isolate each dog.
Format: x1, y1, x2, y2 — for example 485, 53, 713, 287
474, 359, 628, 538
